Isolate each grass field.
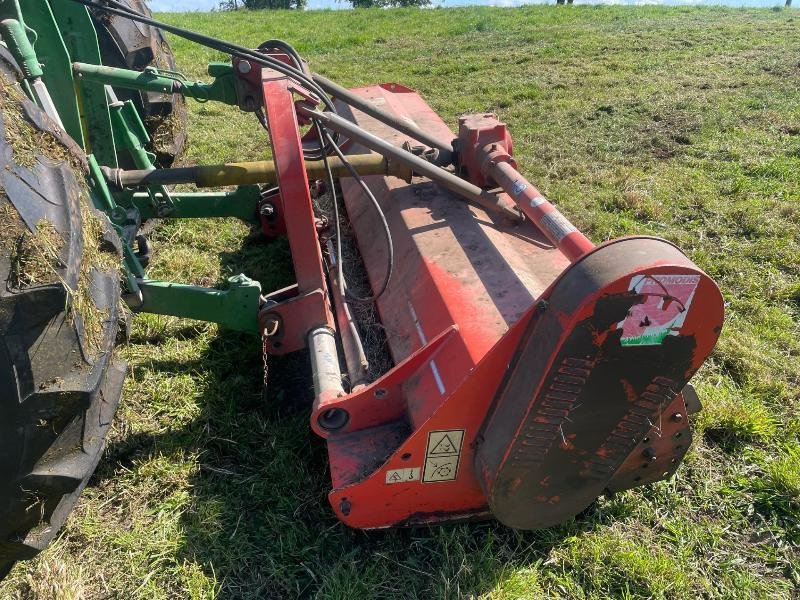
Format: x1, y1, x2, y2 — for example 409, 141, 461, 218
2, 5, 800, 599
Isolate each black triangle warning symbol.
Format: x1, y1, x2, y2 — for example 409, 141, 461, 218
430, 433, 458, 455
388, 471, 402, 483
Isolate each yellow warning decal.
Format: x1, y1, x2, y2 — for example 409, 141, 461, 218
423, 429, 465, 482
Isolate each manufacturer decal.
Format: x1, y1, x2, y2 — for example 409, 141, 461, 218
511, 180, 528, 196
618, 274, 700, 346
541, 212, 577, 242
423, 429, 464, 482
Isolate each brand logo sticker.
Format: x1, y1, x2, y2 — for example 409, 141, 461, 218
618, 274, 700, 346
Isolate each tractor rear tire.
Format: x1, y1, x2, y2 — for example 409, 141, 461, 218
91, 0, 188, 167
0, 48, 124, 578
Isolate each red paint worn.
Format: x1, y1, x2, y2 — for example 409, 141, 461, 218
327, 313, 533, 528
457, 113, 595, 262
290, 85, 724, 529
259, 71, 334, 353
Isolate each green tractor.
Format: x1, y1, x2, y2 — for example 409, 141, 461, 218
0, 0, 186, 576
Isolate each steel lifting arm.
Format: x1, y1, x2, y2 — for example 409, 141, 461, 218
72, 61, 239, 105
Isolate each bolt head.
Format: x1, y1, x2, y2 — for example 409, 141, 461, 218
339, 498, 351, 516
238, 60, 252, 74
670, 412, 684, 422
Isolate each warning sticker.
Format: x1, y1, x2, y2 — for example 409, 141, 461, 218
541, 212, 578, 242
618, 274, 700, 346
423, 429, 464, 482
385, 467, 420, 484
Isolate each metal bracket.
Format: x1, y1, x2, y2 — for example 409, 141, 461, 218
135, 274, 262, 333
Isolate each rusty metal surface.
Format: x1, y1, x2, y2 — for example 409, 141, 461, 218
605, 391, 694, 493
337, 84, 570, 427
475, 237, 724, 530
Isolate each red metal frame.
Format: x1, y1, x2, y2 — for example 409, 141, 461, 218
310, 85, 723, 529
256, 69, 334, 354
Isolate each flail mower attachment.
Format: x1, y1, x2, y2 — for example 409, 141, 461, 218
60, 6, 724, 531
304, 87, 724, 529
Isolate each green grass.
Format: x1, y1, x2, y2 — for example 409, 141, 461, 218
2, 5, 800, 599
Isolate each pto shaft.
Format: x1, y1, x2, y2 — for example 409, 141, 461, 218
102, 153, 409, 189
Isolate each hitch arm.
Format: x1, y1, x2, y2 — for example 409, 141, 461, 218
72, 61, 239, 105
132, 275, 262, 334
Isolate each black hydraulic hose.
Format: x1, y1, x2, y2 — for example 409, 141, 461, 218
318, 125, 393, 302
69, 0, 337, 115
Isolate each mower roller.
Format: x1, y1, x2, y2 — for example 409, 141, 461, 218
0, 0, 724, 575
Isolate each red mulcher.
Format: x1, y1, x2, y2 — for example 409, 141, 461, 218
249, 70, 723, 529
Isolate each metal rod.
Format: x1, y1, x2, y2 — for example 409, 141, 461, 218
102, 153, 406, 189
72, 61, 238, 105
325, 240, 369, 390
301, 107, 521, 222
312, 73, 455, 164
308, 327, 346, 404
490, 159, 594, 262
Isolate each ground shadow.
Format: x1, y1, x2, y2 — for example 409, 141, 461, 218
90, 231, 622, 599
95, 322, 627, 599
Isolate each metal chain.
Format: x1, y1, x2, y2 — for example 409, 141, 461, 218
261, 332, 269, 401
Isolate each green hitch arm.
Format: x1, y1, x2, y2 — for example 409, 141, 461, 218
72, 61, 238, 106
0, 17, 42, 78
0, 17, 65, 130
130, 188, 261, 222
108, 93, 175, 217
135, 275, 262, 334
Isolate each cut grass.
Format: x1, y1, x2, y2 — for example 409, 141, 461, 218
2, 5, 800, 599
1, 69, 120, 356
0, 202, 64, 289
